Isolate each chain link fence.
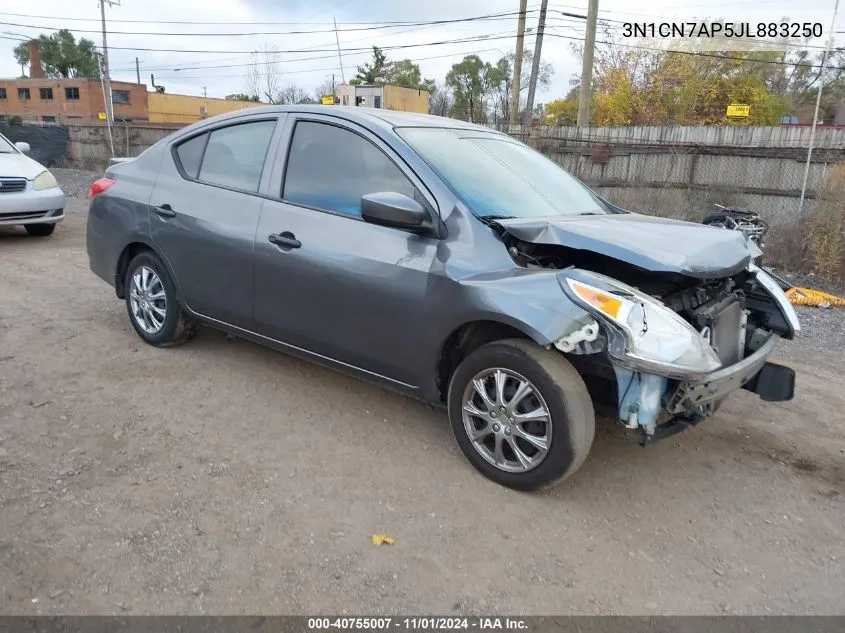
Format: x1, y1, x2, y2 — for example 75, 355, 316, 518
495, 125, 845, 277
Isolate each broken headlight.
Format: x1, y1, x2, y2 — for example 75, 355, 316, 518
561, 270, 722, 380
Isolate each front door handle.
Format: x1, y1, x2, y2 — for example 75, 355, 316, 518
153, 204, 176, 218
268, 232, 301, 249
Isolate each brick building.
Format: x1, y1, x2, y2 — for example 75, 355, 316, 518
0, 40, 147, 123
0, 77, 148, 124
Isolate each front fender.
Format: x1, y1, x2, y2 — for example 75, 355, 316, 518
433, 268, 596, 349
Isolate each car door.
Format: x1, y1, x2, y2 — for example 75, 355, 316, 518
149, 116, 282, 330
253, 116, 441, 388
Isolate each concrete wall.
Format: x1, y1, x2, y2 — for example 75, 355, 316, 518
64, 123, 180, 169
0, 79, 147, 123
147, 93, 264, 124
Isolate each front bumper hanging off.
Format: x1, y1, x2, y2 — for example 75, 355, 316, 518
666, 333, 794, 413
617, 332, 795, 445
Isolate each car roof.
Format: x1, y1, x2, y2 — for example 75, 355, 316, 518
190, 104, 499, 135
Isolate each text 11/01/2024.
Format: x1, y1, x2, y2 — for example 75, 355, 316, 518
307, 617, 528, 631
622, 22, 823, 39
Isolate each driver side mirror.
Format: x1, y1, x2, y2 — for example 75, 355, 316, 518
361, 192, 431, 234
14, 141, 31, 153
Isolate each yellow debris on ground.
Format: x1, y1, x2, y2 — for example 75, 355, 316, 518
371, 534, 395, 546
785, 287, 845, 308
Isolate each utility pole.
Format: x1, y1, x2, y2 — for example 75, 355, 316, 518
798, 0, 840, 213
509, 0, 529, 126
203, 86, 207, 98
332, 73, 336, 94
334, 18, 346, 83
99, 0, 119, 126
524, 0, 548, 125
135, 57, 140, 84
577, 0, 599, 126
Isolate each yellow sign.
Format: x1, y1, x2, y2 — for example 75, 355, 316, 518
726, 104, 750, 117
321, 95, 336, 105
97, 111, 107, 120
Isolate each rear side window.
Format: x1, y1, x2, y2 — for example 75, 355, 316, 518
173, 119, 276, 192
175, 133, 208, 179
283, 121, 416, 217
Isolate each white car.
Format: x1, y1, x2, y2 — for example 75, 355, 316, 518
0, 132, 65, 236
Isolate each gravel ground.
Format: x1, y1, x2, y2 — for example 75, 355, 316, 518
0, 170, 843, 616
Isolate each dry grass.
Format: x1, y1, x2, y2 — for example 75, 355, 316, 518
802, 164, 845, 281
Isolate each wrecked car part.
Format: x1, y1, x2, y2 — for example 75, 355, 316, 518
495, 213, 754, 278
553, 320, 601, 354
666, 332, 781, 414
612, 366, 667, 433
559, 270, 722, 380
748, 264, 800, 337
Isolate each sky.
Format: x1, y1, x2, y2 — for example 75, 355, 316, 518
1, 0, 843, 104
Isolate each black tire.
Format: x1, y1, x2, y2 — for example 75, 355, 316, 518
447, 338, 595, 491
124, 251, 195, 347
24, 223, 56, 237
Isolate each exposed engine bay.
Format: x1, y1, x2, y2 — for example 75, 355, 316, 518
498, 230, 797, 444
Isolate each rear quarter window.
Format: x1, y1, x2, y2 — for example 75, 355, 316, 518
175, 133, 208, 179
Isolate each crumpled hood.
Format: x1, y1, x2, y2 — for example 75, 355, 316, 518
0, 152, 48, 180
496, 212, 755, 278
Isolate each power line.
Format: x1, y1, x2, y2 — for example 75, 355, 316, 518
0, 8, 541, 33
37, 31, 527, 55
153, 46, 516, 81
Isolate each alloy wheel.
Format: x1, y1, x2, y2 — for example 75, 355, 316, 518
460, 367, 552, 473
128, 265, 167, 335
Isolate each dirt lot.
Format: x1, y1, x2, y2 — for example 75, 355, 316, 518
1, 171, 843, 615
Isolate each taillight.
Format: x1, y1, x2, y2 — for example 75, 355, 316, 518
89, 177, 116, 200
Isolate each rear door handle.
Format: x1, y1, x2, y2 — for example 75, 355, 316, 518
153, 204, 176, 218
268, 232, 301, 249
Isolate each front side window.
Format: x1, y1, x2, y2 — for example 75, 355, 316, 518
283, 121, 416, 217
397, 127, 608, 219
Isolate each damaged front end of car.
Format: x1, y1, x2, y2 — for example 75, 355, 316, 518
552, 265, 799, 444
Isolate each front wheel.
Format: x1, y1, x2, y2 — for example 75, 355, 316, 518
447, 339, 595, 491
24, 223, 56, 237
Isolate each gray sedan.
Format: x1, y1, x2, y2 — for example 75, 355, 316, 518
86, 106, 799, 490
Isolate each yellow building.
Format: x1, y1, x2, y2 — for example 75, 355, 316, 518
335, 84, 430, 113
147, 92, 264, 124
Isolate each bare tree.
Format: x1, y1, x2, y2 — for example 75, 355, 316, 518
429, 82, 453, 117
313, 78, 336, 103
245, 43, 283, 103
277, 83, 310, 105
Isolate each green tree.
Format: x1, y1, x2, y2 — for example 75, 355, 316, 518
446, 55, 491, 123
225, 93, 260, 102
13, 30, 100, 78
384, 59, 436, 92
351, 46, 388, 85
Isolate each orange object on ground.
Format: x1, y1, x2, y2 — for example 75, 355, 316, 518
785, 287, 845, 307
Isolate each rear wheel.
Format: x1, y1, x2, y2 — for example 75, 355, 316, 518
24, 223, 55, 237
447, 339, 595, 491
124, 252, 195, 347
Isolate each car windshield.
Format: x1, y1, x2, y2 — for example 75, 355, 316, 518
0, 134, 16, 154
397, 127, 608, 219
